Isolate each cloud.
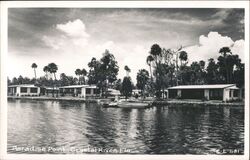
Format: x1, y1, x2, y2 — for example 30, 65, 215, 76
118, 45, 149, 82
43, 19, 89, 49
42, 35, 66, 50
231, 39, 245, 61
90, 41, 149, 82
88, 41, 149, 82
56, 19, 89, 38
184, 32, 245, 64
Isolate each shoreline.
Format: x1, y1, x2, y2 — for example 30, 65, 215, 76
152, 100, 244, 107
7, 96, 96, 103
7, 96, 244, 107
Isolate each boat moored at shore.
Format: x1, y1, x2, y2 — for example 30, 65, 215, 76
117, 100, 151, 109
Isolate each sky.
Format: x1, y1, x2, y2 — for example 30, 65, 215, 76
8, 8, 245, 83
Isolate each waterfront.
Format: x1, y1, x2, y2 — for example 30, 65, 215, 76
7, 99, 244, 154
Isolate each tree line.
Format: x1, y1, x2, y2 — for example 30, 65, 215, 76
8, 44, 244, 99
143, 44, 244, 98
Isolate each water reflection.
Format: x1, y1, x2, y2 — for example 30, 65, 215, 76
7, 99, 244, 154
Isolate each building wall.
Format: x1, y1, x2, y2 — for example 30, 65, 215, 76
229, 89, 240, 101
80, 88, 100, 98
16, 87, 20, 96
8, 87, 17, 96
232, 89, 240, 100
167, 86, 240, 102
223, 89, 240, 101
181, 89, 204, 99
168, 90, 177, 98
209, 89, 223, 100
177, 90, 181, 97
204, 89, 209, 100
59, 87, 100, 98
9, 86, 41, 96
81, 88, 86, 98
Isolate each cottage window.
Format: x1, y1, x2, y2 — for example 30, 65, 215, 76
169, 90, 177, 98
20, 87, 27, 93
76, 88, 81, 94
30, 87, 38, 93
233, 90, 238, 97
209, 89, 223, 100
86, 88, 91, 94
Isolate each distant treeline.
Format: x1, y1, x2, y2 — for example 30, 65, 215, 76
144, 44, 244, 98
8, 44, 244, 98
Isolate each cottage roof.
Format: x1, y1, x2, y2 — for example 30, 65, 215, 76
167, 84, 237, 90
108, 89, 121, 95
8, 84, 38, 88
59, 85, 97, 89
132, 89, 142, 92
227, 85, 239, 89
44, 87, 59, 90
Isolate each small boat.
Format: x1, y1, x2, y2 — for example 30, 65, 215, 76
117, 100, 151, 109
102, 101, 118, 108
97, 99, 111, 106
98, 99, 119, 108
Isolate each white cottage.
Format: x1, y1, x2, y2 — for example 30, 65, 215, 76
132, 89, 142, 96
167, 84, 241, 102
59, 85, 100, 98
8, 84, 41, 96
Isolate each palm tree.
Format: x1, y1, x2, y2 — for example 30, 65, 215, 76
124, 65, 131, 77
47, 63, 58, 97
136, 69, 149, 98
43, 65, 49, 79
149, 44, 162, 80
75, 69, 82, 84
219, 47, 232, 83
199, 60, 205, 71
48, 63, 58, 80
174, 46, 183, 86
149, 44, 162, 98
121, 76, 133, 100
81, 68, 87, 84
179, 51, 188, 66
31, 63, 38, 79
149, 44, 162, 64
178, 51, 188, 84
146, 55, 154, 81
219, 47, 231, 57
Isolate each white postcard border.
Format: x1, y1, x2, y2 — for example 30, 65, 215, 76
1, 1, 249, 160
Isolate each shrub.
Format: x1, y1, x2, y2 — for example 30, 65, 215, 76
134, 94, 139, 99
176, 95, 182, 99
201, 96, 208, 101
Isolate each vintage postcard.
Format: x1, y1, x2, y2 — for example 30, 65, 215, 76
0, 1, 249, 160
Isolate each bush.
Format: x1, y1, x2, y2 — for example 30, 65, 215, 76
176, 95, 182, 99
155, 91, 162, 99
134, 94, 139, 99
201, 96, 208, 101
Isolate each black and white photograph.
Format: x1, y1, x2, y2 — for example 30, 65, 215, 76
0, 1, 249, 160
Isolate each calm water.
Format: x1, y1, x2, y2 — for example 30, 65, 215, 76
7, 99, 244, 154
